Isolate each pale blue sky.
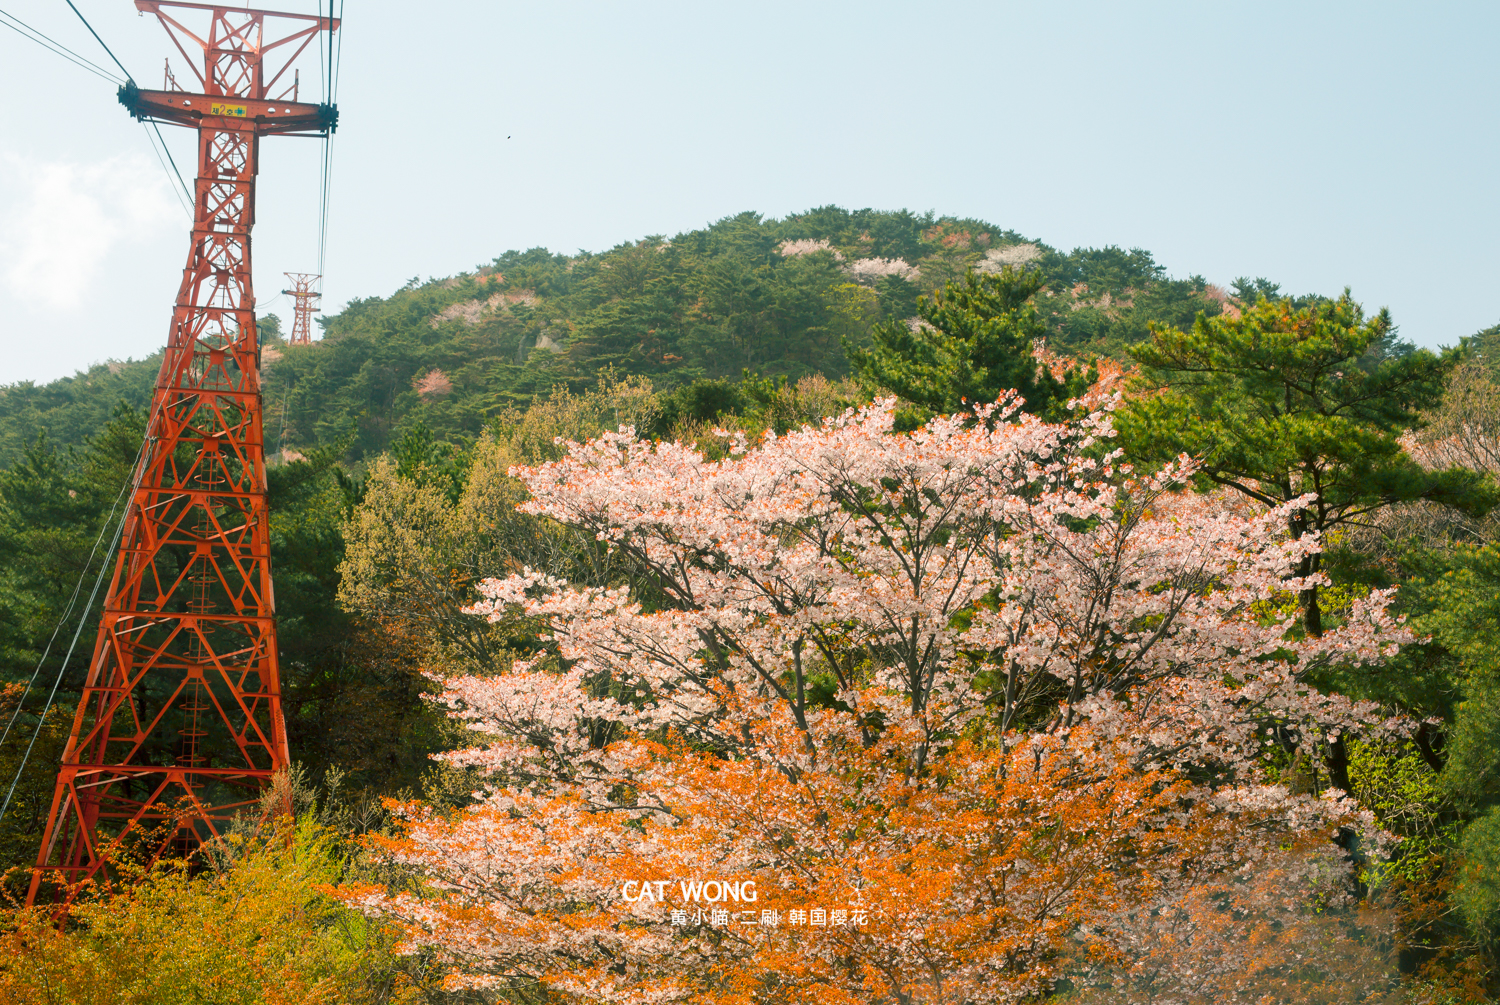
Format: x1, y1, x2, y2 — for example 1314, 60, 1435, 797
1, 1, 1496, 383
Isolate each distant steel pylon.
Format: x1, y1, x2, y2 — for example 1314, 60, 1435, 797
281, 272, 321, 345
28, 0, 338, 908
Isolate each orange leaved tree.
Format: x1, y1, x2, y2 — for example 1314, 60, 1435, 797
343, 395, 1409, 1002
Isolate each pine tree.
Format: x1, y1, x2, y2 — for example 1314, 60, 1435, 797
846, 266, 1091, 422
1120, 290, 1493, 640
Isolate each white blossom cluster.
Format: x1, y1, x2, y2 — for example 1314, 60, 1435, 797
845, 256, 919, 285
975, 242, 1043, 273
775, 237, 843, 260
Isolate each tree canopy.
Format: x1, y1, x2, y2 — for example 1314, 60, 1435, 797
847, 266, 1094, 422
1118, 290, 1496, 636
0, 207, 1225, 468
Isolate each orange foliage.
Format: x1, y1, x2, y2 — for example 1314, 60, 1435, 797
348, 714, 1358, 1004
341, 398, 1407, 1001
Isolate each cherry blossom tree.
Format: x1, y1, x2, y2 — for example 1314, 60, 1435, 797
345, 392, 1413, 1002
975, 243, 1042, 274
777, 237, 844, 261
846, 256, 920, 284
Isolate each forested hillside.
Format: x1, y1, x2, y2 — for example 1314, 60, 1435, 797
3, 206, 1500, 1003
0, 206, 1226, 466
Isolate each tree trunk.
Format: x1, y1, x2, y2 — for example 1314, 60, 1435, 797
1326, 735, 1352, 793
1414, 722, 1446, 773
1302, 584, 1323, 637
1288, 506, 1323, 638
1288, 507, 1342, 787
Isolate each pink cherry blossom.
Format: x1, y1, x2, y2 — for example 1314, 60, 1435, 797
345, 393, 1412, 1000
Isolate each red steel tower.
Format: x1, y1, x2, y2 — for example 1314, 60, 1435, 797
29, 1, 338, 905
281, 271, 321, 344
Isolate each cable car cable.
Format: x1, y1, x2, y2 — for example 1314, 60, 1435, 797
0, 6, 122, 83
1, 5, 192, 212
0, 469, 129, 754
150, 118, 194, 207
0, 434, 148, 825
317, 0, 343, 282
62, 0, 133, 84
143, 122, 193, 215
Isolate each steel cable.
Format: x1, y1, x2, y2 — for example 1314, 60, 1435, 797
0, 4, 195, 211
0, 440, 139, 754
0, 431, 151, 825
62, 0, 132, 83
316, 0, 342, 285
0, 6, 122, 83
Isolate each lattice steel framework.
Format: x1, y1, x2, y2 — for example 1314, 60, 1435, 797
281, 272, 321, 345
29, 1, 338, 906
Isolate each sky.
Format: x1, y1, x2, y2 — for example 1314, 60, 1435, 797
1, 1, 1497, 384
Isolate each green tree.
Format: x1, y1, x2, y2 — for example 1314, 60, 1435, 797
846, 266, 1092, 422
0, 406, 146, 877
1119, 291, 1494, 639
1394, 542, 1500, 976
0, 812, 410, 1004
